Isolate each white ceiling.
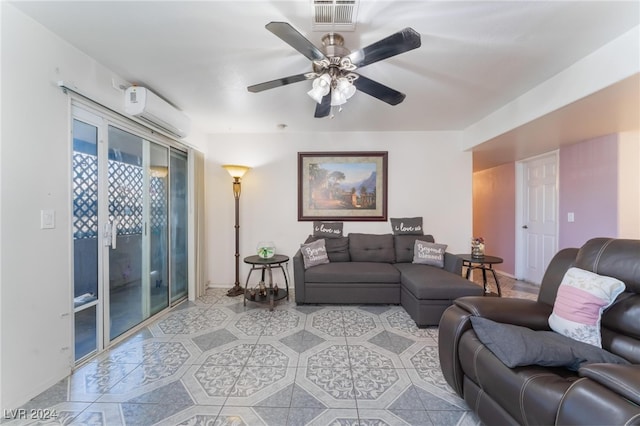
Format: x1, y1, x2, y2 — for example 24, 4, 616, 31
10, 0, 640, 167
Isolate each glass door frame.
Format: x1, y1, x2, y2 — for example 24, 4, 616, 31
71, 106, 106, 363
71, 99, 189, 364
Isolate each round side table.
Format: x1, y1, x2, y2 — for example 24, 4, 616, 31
457, 254, 503, 296
243, 254, 290, 310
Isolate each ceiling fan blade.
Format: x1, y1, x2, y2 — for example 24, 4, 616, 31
346, 28, 421, 68
247, 73, 313, 93
314, 94, 331, 118
354, 75, 406, 105
266, 22, 327, 62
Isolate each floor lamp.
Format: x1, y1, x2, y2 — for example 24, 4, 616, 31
222, 164, 250, 297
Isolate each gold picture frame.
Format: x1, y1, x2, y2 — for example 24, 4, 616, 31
298, 151, 388, 221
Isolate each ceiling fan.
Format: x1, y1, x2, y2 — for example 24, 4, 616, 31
247, 22, 421, 118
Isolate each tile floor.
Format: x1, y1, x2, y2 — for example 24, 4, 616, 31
5, 274, 538, 426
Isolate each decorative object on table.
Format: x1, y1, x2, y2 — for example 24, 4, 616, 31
258, 280, 267, 297
298, 152, 388, 221
257, 241, 276, 259
222, 164, 251, 297
471, 236, 485, 258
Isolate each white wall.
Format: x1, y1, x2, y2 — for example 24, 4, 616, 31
463, 26, 640, 149
205, 131, 472, 286
0, 4, 206, 410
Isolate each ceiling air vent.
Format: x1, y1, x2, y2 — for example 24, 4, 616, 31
312, 0, 359, 32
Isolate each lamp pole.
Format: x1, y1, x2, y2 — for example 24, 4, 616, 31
222, 165, 250, 297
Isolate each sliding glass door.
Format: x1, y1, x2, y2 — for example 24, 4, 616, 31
106, 126, 171, 339
72, 104, 188, 363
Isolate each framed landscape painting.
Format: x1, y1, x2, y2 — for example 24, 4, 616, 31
298, 151, 388, 221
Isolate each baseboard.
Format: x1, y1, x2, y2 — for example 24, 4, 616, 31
208, 283, 233, 289
494, 269, 516, 279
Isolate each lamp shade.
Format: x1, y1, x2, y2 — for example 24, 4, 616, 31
222, 164, 250, 179
307, 74, 331, 104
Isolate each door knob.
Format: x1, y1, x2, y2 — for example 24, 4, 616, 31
522, 225, 528, 229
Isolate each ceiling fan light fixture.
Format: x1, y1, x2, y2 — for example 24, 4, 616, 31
330, 76, 356, 106
307, 73, 332, 103
249, 22, 421, 118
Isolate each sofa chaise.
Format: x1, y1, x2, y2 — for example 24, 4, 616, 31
438, 237, 640, 425
292, 232, 484, 326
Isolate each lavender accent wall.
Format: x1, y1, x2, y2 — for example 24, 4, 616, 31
558, 134, 618, 249
473, 163, 516, 275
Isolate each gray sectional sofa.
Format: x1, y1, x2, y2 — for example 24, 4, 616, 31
292, 232, 484, 326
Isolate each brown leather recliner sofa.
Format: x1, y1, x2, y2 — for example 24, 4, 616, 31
438, 238, 640, 425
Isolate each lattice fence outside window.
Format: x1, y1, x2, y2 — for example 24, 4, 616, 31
73, 152, 167, 239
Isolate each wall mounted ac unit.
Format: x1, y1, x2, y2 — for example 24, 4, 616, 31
125, 86, 191, 138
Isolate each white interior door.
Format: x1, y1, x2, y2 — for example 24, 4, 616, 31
518, 152, 559, 284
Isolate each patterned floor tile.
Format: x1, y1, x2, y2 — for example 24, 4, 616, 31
215, 406, 275, 426
296, 366, 356, 409
279, 329, 327, 354
389, 409, 436, 426
253, 383, 294, 408
351, 368, 412, 410
126, 380, 194, 405
153, 405, 222, 426
302, 408, 359, 426
367, 330, 417, 355
341, 308, 384, 340
12, 277, 538, 426
182, 364, 239, 405
285, 407, 327, 426
95, 340, 200, 403
150, 307, 230, 336
230, 309, 274, 337
121, 401, 192, 426
290, 384, 328, 409
68, 360, 139, 402
347, 344, 403, 369
308, 309, 346, 339
226, 366, 295, 404
303, 343, 351, 369
386, 385, 428, 411
382, 310, 435, 339
261, 309, 304, 338
69, 402, 125, 426
190, 328, 239, 353
252, 406, 291, 426
359, 409, 432, 426
246, 341, 299, 368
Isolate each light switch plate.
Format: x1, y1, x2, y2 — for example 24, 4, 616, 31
41, 209, 55, 229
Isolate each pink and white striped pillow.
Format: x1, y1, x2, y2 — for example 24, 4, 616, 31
548, 267, 625, 347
